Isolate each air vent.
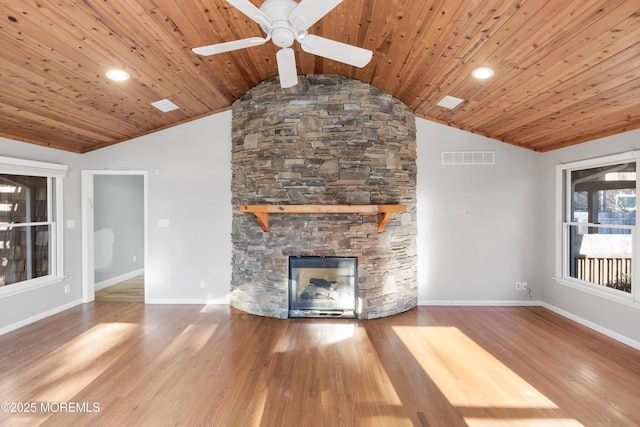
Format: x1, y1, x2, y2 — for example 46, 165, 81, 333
442, 151, 495, 165
151, 99, 180, 112
437, 95, 464, 109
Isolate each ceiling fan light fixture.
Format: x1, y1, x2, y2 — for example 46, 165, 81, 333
105, 69, 130, 82
271, 26, 295, 47
193, 0, 372, 89
471, 67, 494, 79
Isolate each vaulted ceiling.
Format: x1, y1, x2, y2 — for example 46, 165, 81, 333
1, 0, 640, 153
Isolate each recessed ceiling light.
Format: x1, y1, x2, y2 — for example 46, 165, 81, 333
471, 67, 494, 79
151, 99, 180, 112
437, 95, 464, 109
105, 69, 130, 82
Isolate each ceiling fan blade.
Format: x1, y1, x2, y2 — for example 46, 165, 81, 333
300, 35, 372, 68
289, 0, 343, 32
276, 48, 298, 88
226, 0, 273, 27
192, 37, 268, 56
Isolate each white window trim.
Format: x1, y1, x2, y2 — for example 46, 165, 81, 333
0, 156, 67, 299
0, 156, 68, 177
554, 150, 640, 308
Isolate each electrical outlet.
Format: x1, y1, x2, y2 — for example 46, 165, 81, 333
200, 280, 206, 289
64, 284, 70, 294
133, 255, 137, 263
522, 282, 528, 290
166, 281, 171, 289
515, 282, 522, 290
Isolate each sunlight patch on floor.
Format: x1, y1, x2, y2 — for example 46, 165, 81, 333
156, 323, 218, 361
272, 322, 356, 353
466, 419, 584, 426
31, 323, 137, 402
250, 376, 268, 427
393, 326, 584, 426
257, 323, 414, 426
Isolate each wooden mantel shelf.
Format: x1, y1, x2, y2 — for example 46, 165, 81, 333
239, 204, 406, 232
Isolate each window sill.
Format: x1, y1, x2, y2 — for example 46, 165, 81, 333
554, 277, 639, 310
0, 276, 65, 299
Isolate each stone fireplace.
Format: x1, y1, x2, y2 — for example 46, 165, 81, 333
231, 74, 417, 319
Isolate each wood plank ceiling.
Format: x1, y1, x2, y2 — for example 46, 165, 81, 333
1, 0, 640, 153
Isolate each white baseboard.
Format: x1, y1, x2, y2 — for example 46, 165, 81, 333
95, 268, 144, 291
542, 302, 640, 351
418, 299, 542, 307
0, 299, 83, 336
146, 297, 231, 305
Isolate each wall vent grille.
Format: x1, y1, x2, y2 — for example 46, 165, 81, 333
442, 151, 495, 165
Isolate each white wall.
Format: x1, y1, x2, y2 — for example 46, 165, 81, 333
81, 112, 233, 303
540, 129, 640, 345
416, 118, 542, 304
0, 138, 83, 333
94, 174, 144, 285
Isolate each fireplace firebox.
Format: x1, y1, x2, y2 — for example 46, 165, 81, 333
288, 256, 358, 318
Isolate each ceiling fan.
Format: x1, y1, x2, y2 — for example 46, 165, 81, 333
192, 0, 373, 88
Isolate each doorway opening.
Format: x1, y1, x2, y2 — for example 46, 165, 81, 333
81, 171, 148, 303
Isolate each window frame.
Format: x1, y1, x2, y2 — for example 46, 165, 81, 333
0, 156, 67, 298
555, 151, 640, 307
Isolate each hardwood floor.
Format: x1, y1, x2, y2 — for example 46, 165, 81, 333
94, 276, 144, 302
0, 305, 638, 426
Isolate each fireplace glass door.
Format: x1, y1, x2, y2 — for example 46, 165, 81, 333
289, 256, 357, 318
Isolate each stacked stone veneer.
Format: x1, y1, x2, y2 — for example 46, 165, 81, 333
231, 75, 417, 319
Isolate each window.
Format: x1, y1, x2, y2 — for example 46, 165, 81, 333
0, 156, 67, 297
556, 151, 639, 304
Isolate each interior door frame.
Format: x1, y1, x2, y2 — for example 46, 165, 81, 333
81, 170, 149, 303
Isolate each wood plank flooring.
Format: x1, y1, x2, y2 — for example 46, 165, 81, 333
0, 305, 639, 426
94, 275, 144, 303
